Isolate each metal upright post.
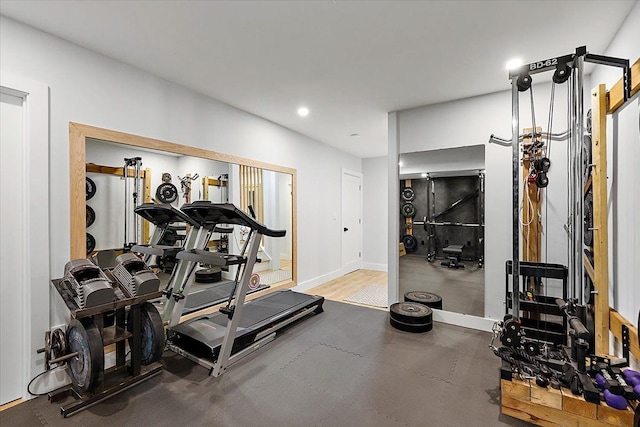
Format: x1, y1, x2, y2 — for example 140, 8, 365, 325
566, 78, 575, 301
511, 78, 521, 318
575, 55, 585, 303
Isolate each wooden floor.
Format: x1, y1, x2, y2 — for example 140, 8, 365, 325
306, 269, 388, 311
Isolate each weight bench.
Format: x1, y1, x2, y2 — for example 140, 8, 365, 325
441, 244, 465, 269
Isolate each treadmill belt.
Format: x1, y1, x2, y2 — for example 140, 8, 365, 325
183, 280, 270, 314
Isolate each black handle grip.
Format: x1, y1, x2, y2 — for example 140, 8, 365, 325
569, 316, 590, 340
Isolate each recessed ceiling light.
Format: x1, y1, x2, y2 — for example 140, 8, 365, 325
350, 133, 360, 137
421, 173, 427, 178
506, 58, 523, 70
297, 106, 309, 117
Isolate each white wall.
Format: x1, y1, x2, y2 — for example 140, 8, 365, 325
0, 17, 361, 327
362, 156, 388, 271
589, 2, 640, 330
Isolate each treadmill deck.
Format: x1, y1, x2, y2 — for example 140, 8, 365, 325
169, 290, 324, 360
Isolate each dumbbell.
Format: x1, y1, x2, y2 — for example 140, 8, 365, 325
594, 363, 630, 410
621, 369, 640, 397
610, 367, 639, 400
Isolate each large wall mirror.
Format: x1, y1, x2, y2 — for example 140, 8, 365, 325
399, 145, 485, 317
69, 123, 297, 292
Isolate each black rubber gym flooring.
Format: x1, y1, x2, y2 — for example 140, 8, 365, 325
1, 300, 531, 426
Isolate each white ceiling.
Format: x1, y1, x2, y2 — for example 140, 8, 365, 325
1, 1, 635, 158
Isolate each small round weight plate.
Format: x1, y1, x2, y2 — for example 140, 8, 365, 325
86, 177, 96, 200
128, 302, 165, 365
389, 302, 432, 325
404, 291, 442, 310
161, 172, 172, 183
401, 187, 415, 202
249, 273, 260, 290
86, 205, 96, 228
401, 203, 416, 218
66, 318, 103, 393
156, 183, 178, 203
584, 272, 594, 305
584, 193, 593, 247
86, 233, 96, 254
51, 328, 67, 360
401, 235, 418, 252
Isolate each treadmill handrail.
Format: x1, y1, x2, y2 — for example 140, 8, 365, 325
134, 203, 199, 227
181, 202, 286, 238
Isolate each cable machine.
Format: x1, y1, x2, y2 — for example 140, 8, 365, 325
489, 47, 637, 424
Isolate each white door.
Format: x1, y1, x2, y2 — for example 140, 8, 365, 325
0, 75, 49, 403
0, 91, 26, 405
341, 170, 362, 274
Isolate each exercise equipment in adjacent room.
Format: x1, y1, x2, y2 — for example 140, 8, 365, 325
389, 302, 433, 333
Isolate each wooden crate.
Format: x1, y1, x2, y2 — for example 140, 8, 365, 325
500, 378, 635, 426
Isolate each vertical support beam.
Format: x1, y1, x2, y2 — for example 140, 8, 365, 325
511, 78, 521, 318
521, 128, 542, 265
142, 168, 151, 243
202, 177, 209, 201
591, 84, 609, 355
69, 123, 86, 259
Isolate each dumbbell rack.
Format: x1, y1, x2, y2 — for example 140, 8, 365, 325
49, 276, 163, 417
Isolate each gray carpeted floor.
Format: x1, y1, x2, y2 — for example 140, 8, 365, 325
1, 300, 531, 426
400, 254, 485, 317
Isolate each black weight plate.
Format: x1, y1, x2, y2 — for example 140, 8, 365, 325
86, 205, 96, 228
584, 272, 594, 305
401, 187, 415, 202
86, 177, 96, 200
389, 302, 432, 325
404, 291, 443, 310
86, 233, 96, 254
401, 203, 416, 218
128, 302, 165, 365
401, 235, 418, 252
584, 193, 593, 247
390, 317, 433, 333
583, 134, 592, 174
156, 183, 178, 203
66, 318, 103, 393
195, 267, 222, 284
586, 109, 592, 134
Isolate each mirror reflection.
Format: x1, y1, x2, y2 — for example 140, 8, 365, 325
399, 145, 485, 317
84, 137, 293, 315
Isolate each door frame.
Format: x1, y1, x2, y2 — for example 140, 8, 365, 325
0, 72, 49, 402
341, 168, 363, 275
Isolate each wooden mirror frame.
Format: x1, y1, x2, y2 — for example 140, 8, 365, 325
69, 122, 297, 285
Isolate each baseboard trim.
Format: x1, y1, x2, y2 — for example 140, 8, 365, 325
361, 262, 388, 272
432, 310, 495, 332
293, 269, 343, 293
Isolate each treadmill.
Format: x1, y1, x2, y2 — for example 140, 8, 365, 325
132, 203, 216, 323
167, 201, 324, 377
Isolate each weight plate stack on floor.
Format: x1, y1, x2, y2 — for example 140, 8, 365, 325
389, 302, 433, 333
66, 317, 103, 393
404, 291, 443, 310
195, 267, 222, 284
128, 302, 165, 365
